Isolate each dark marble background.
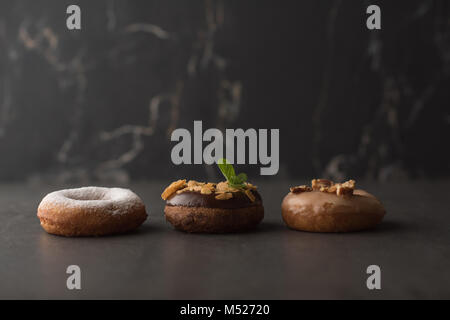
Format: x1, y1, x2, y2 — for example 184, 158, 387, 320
0, 0, 448, 184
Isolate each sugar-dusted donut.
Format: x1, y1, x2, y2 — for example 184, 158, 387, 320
37, 187, 148, 236
161, 180, 264, 233
282, 179, 385, 232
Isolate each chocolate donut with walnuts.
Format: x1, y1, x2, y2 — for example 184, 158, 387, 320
281, 179, 386, 232
162, 180, 264, 233
161, 160, 264, 233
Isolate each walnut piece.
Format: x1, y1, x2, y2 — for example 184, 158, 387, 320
161, 179, 187, 200
216, 181, 241, 193
290, 185, 312, 193
320, 185, 337, 193
335, 179, 355, 196
187, 185, 203, 192
311, 179, 334, 190
215, 181, 229, 193
215, 192, 233, 200
342, 179, 355, 189
187, 180, 204, 187
200, 183, 215, 195
244, 182, 257, 190
245, 189, 256, 202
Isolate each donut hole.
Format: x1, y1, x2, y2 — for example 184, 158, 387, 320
67, 194, 103, 201
64, 189, 109, 201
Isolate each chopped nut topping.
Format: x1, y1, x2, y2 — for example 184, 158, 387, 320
244, 182, 257, 190
200, 183, 215, 195
215, 192, 233, 200
290, 179, 355, 197
187, 180, 204, 187
290, 185, 312, 193
311, 179, 334, 190
216, 181, 229, 193
335, 180, 355, 196
342, 179, 355, 189
162, 180, 257, 201
216, 181, 241, 193
200, 188, 212, 195
161, 179, 187, 200
188, 185, 203, 192
320, 184, 337, 193
245, 189, 256, 202
336, 185, 351, 196
216, 181, 235, 192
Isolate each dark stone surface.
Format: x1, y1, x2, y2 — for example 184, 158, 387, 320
0, 1, 449, 183
1, 180, 449, 299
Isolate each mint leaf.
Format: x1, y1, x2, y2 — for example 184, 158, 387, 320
235, 173, 247, 184
217, 158, 247, 188
217, 158, 235, 181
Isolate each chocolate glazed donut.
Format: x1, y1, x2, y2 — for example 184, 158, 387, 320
162, 180, 264, 233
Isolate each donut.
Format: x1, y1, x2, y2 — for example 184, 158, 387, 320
281, 179, 385, 232
37, 187, 148, 236
161, 180, 264, 233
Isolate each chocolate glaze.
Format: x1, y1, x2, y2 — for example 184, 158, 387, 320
166, 190, 263, 209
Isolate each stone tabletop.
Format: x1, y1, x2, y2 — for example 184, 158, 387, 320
0, 180, 449, 299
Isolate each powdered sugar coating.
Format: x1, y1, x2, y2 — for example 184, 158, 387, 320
38, 186, 145, 216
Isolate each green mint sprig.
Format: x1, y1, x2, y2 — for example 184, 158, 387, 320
217, 158, 248, 190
